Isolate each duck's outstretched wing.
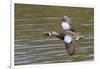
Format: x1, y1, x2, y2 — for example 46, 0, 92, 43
43, 32, 65, 40
68, 22, 76, 33
44, 31, 84, 41
69, 28, 76, 33
55, 33, 65, 40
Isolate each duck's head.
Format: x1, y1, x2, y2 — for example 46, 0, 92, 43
61, 15, 70, 23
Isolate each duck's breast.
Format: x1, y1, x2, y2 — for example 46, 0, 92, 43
61, 22, 71, 30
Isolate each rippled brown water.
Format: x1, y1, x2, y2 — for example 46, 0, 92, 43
15, 4, 94, 65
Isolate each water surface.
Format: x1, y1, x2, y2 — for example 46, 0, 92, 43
15, 4, 94, 65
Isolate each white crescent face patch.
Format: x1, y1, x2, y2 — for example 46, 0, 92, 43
64, 35, 72, 43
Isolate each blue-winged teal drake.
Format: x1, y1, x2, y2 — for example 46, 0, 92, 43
44, 15, 84, 56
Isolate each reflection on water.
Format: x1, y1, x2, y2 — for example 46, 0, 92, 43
15, 4, 94, 65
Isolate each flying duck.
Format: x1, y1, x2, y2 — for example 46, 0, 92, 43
44, 15, 84, 56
